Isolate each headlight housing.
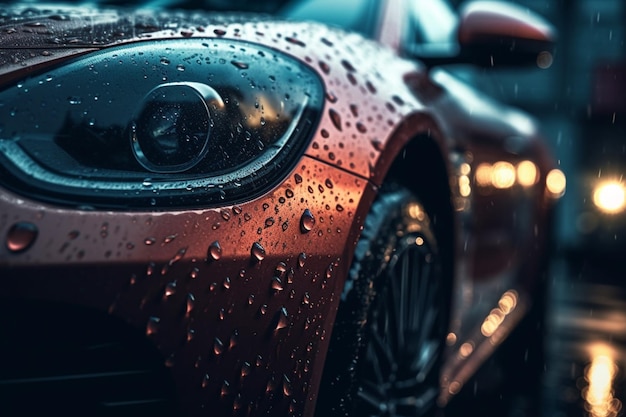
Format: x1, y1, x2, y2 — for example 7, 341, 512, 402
0, 39, 323, 209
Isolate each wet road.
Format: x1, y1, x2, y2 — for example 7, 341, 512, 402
543, 253, 626, 417
440, 252, 626, 417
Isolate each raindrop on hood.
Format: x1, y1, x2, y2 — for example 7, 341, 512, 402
6, 222, 38, 253
208, 241, 222, 260
213, 337, 225, 355
329, 109, 342, 131
240, 361, 252, 378
271, 277, 284, 292
186, 293, 195, 315
298, 252, 307, 267
274, 307, 289, 331
146, 316, 160, 335
283, 375, 293, 396
300, 209, 315, 232
251, 242, 266, 261
164, 281, 177, 297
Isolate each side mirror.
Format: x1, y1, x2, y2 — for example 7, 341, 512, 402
408, 0, 556, 69
457, 1, 556, 67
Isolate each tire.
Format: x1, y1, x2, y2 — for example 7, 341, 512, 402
317, 184, 450, 417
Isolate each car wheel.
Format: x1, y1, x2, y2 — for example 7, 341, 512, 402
317, 184, 449, 417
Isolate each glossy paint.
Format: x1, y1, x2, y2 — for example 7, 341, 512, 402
457, 1, 556, 45
0, 3, 559, 416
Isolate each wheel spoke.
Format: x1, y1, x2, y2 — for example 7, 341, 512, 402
348, 194, 447, 417
409, 249, 423, 333
357, 386, 386, 414
399, 250, 408, 351
418, 304, 437, 350
368, 327, 394, 380
361, 378, 386, 400
386, 267, 401, 355
415, 340, 439, 382
365, 340, 386, 386
416, 258, 430, 333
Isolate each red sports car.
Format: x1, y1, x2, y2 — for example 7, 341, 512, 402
0, 1, 564, 416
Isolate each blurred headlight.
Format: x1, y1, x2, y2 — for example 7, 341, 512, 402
593, 180, 625, 214
546, 168, 566, 197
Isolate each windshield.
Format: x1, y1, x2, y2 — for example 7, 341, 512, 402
44, 0, 379, 37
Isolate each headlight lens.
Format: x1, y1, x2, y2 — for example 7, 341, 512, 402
0, 39, 323, 209
131, 82, 222, 173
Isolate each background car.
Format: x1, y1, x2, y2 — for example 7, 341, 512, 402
0, 1, 561, 416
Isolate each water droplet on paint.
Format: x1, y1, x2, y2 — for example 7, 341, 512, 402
6, 222, 38, 253
213, 337, 225, 355
251, 242, 266, 261
186, 293, 195, 315
300, 210, 315, 232
168, 247, 187, 266
328, 109, 342, 131
241, 361, 252, 378
275, 307, 289, 331
220, 380, 231, 397
223, 276, 231, 289
298, 252, 307, 267
229, 330, 239, 348
162, 234, 177, 245
326, 263, 334, 279
283, 375, 293, 396
275, 262, 287, 277
231, 61, 249, 70
208, 241, 222, 260
164, 281, 177, 297
259, 304, 268, 315
146, 316, 160, 335
271, 277, 284, 291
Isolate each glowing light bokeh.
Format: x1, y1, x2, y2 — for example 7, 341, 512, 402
583, 343, 622, 417
546, 169, 566, 196
593, 181, 626, 214
517, 160, 538, 187
491, 161, 516, 189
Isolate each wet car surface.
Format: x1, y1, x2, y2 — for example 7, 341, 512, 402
0, 2, 563, 416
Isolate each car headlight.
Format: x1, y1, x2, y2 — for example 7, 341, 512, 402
0, 39, 323, 209
593, 180, 626, 214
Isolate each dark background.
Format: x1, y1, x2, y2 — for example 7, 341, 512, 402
443, 1, 626, 416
